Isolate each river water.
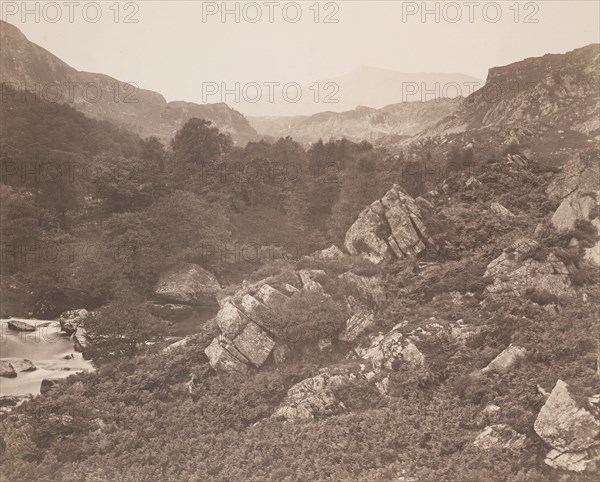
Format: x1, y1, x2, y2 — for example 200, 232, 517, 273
0, 318, 94, 397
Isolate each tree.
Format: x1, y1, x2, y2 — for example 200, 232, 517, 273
170, 118, 232, 165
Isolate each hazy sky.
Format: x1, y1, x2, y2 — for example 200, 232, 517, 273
3, 1, 599, 104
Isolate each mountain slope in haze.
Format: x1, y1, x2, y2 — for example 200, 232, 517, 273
236, 66, 483, 116
250, 98, 460, 145
425, 44, 600, 139
0, 21, 259, 145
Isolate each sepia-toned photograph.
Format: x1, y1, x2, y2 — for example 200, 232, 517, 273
0, 1, 599, 480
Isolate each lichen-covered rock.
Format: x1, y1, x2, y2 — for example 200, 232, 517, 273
58, 309, 89, 335
215, 300, 249, 339
544, 446, 600, 473
485, 239, 574, 297
534, 380, 600, 453
339, 272, 385, 305
232, 322, 275, 367
154, 264, 220, 305
338, 311, 375, 342
551, 191, 598, 232
473, 424, 527, 451
205, 336, 249, 373
344, 184, 435, 264
481, 345, 526, 374
360, 324, 425, 370
272, 368, 358, 420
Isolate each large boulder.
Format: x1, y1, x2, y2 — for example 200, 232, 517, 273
231, 321, 275, 367
205, 336, 249, 373
154, 264, 220, 305
58, 309, 89, 336
485, 238, 574, 297
0, 361, 16, 378
6, 320, 36, 332
534, 380, 600, 473
344, 184, 435, 264
272, 368, 358, 420
551, 191, 598, 233
358, 324, 425, 370
9, 359, 37, 372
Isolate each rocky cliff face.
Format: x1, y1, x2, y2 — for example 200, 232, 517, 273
426, 44, 600, 138
250, 100, 458, 145
0, 21, 259, 145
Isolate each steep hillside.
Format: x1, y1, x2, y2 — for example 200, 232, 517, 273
426, 44, 600, 138
251, 99, 459, 145
0, 21, 259, 145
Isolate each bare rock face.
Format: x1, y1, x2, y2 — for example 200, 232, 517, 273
58, 309, 89, 336
534, 380, 600, 473
485, 239, 574, 297
272, 368, 358, 420
473, 424, 527, 451
481, 345, 526, 374
546, 153, 599, 203
154, 264, 220, 305
359, 324, 425, 370
551, 191, 598, 233
344, 184, 435, 264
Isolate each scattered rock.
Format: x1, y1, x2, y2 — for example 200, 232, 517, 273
481, 345, 526, 374
490, 202, 515, 218
154, 263, 220, 305
6, 320, 36, 332
473, 424, 527, 451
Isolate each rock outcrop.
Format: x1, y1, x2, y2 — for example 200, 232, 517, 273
534, 380, 600, 473
154, 264, 220, 305
338, 311, 375, 342
485, 238, 574, 297
344, 185, 435, 264
272, 368, 359, 420
357, 323, 425, 370
58, 309, 89, 336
